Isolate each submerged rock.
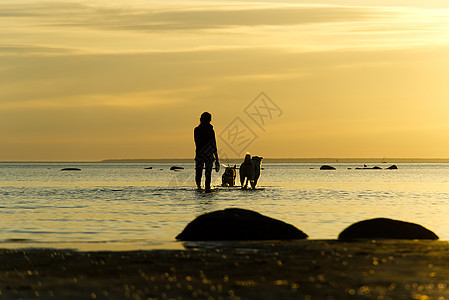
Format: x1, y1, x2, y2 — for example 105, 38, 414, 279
176, 208, 308, 241
320, 165, 336, 170
355, 166, 382, 170
170, 166, 184, 170
338, 218, 439, 240
61, 168, 81, 171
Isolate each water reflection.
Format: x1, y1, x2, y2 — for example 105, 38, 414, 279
1, 162, 449, 250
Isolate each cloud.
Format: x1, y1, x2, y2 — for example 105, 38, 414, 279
3, 1, 448, 57
0, 2, 90, 17
0, 2, 375, 32
0, 50, 222, 105
1, 1, 449, 160
1, 46, 447, 107
0, 44, 79, 56
0, 46, 347, 108
103, 7, 375, 31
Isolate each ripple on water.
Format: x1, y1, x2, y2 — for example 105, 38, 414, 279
1, 162, 449, 248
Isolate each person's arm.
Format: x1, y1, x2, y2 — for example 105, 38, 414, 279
213, 143, 219, 162
212, 130, 220, 171
194, 127, 198, 145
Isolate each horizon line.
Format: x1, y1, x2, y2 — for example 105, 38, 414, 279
2, 157, 449, 163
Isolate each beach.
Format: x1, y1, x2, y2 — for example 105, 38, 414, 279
2, 240, 449, 299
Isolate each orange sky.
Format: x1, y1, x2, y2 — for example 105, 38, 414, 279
1, 0, 448, 161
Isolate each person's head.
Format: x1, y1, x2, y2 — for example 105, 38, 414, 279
200, 112, 212, 124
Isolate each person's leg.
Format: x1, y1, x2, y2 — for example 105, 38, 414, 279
204, 161, 213, 191
195, 161, 204, 189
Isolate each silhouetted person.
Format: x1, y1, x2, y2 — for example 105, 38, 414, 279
194, 112, 219, 192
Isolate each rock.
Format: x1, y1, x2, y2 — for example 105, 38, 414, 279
387, 165, 398, 170
176, 208, 308, 241
144, 167, 153, 169
170, 166, 184, 170
320, 165, 336, 170
61, 168, 81, 171
355, 166, 382, 170
338, 218, 439, 240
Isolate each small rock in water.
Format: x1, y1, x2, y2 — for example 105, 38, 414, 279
176, 208, 308, 241
355, 166, 382, 170
387, 165, 398, 170
61, 168, 81, 171
338, 218, 439, 240
170, 166, 184, 170
320, 165, 336, 170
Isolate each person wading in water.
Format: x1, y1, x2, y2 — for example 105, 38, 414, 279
194, 112, 220, 192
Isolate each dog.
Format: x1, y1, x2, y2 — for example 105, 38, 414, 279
221, 165, 237, 187
239, 154, 263, 189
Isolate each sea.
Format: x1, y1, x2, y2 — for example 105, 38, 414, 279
1, 161, 448, 251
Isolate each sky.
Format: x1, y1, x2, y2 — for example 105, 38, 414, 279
1, 0, 449, 161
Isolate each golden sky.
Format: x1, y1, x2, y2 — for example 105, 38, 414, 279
1, 0, 448, 161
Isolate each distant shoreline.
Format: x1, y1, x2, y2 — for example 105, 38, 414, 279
100, 158, 449, 163
2, 158, 449, 163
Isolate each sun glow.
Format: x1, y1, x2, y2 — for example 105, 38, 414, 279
1, 0, 448, 160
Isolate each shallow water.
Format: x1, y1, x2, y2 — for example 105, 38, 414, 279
1, 162, 448, 250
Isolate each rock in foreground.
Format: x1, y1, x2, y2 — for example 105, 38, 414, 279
338, 218, 438, 240
176, 208, 308, 241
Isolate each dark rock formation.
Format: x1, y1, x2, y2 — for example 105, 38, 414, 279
355, 166, 382, 170
144, 167, 153, 169
338, 218, 439, 240
61, 168, 81, 171
320, 165, 336, 170
387, 165, 398, 170
170, 166, 184, 170
176, 208, 308, 241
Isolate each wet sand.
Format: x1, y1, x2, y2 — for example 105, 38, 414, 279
1, 240, 449, 299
